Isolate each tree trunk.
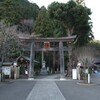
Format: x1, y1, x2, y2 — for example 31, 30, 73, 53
67, 45, 72, 78
66, 28, 73, 78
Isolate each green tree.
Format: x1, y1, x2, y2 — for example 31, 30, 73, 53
34, 6, 53, 37
48, 0, 93, 46
48, 0, 94, 77
0, 0, 39, 25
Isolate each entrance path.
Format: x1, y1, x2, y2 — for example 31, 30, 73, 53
26, 74, 66, 100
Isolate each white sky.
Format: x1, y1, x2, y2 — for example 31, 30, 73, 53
28, 0, 100, 40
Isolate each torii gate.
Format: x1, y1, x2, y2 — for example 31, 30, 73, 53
19, 35, 76, 80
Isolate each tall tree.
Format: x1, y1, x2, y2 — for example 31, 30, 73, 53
48, 0, 94, 77
34, 6, 53, 37
0, 22, 20, 62
48, 0, 93, 46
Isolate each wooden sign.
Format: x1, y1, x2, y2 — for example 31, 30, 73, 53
44, 42, 50, 49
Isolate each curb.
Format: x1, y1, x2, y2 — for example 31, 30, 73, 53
77, 82, 100, 86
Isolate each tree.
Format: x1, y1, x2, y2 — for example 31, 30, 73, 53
18, 19, 34, 34
48, 0, 94, 77
74, 46, 98, 66
73, 46, 99, 82
48, 0, 93, 45
0, 0, 39, 25
34, 6, 53, 37
89, 40, 100, 53
0, 22, 20, 62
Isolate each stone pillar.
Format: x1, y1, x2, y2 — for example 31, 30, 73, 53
28, 42, 35, 80
59, 41, 65, 80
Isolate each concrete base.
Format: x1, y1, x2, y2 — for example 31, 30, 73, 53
77, 82, 98, 86
28, 78, 34, 80
60, 78, 66, 81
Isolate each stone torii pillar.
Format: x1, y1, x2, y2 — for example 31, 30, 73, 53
59, 41, 65, 80
28, 42, 35, 80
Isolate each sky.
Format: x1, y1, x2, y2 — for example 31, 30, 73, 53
28, 0, 100, 40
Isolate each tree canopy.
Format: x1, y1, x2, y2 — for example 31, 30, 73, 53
0, 22, 20, 61
0, 0, 95, 63
34, 6, 53, 37
48, 0, 94, 46
0, 0, 39, 25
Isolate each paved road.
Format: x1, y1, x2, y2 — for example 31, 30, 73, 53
26, 74, 66, 100
0, 80, 36, 100
26, 81, 66, 100
56, 80, 100, 100
0, 74, 100, 100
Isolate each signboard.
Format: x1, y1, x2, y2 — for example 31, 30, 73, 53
44, 42, 50, 49
72, 69, 77, 79
2, 67, 11, 75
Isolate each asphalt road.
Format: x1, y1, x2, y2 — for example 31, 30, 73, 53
0, 74, 100, 100
56, 80, 100, 100
0, 80, 36, 100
